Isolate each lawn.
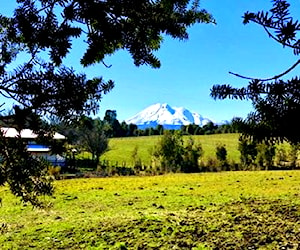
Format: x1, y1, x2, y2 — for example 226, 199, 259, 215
1, 171, 300, 249
100, 133, 241, 166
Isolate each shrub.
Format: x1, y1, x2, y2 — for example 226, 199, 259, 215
216, 144, 229, 170
182, 137, 203, 173
288, 144, 299, 169
256, 143, 275, 170
152, 132, 203, 173
202, 157, 221, 172
216, 144, 227, 162
275, 146, 289, 167
115, 167, 135, 176
152, 130, 184, 173
131, 146, 143, 172
72, 158, 98, 170
238, 137, 257, 170
48, 166, 61, 180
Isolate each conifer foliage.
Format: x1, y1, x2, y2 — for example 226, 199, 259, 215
211, 0, 300, 144
0, 0, 214, 121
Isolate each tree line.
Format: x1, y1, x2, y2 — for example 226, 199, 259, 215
71, 129, 299, 179
55, 109, 239, 142
131, 121, 238, 136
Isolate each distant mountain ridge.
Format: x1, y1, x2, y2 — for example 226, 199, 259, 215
125, 103, 213, 129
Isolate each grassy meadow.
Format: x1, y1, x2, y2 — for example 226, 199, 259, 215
1, 171, 300, 249
100, 133, 241, 166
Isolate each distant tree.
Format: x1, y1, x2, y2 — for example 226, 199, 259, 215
202, 122, 217, 135
79, 117, 108, 165
104, 110, 131, 137
181, 124, 211, 135
211, 0, 300, 145
144, 128, 150, 136
128, 124, 138, 137
184, 124, 197, 135
149, 127, 156, 136
156, 124, 164, 135
53, 115, 110, 162
120, 121, 129, 137
152, 131, 184, 172
54, 121, 77, 145
103, 110, 117, 137
136, 129, 145, 136
103, 110, 117, 125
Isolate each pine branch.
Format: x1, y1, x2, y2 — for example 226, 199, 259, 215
229, 59, 300, 82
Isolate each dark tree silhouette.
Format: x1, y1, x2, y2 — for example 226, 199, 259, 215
0, 0, 214, 120
103, 110, 122, 137
211, 0, 300, 144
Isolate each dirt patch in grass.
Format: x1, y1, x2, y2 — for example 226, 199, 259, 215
4, 199, 299, 249
85, 198, 300, 249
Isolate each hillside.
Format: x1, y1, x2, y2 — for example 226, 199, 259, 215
100, 133, 240, 166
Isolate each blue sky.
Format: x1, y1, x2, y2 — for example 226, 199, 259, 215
1, 1, 300, 123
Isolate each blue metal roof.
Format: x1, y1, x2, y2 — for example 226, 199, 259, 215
27, 144, 50, 152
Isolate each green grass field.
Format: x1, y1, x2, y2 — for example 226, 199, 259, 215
100, 133, 241, 166
1, 171, 300, 249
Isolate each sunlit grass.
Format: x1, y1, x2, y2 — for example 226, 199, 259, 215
101, 133, 241, 166
1, 171, 300, 249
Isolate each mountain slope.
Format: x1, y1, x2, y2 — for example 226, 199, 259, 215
125, 103, 212, 129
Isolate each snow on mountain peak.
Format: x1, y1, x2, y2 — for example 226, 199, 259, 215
125, 103, 212, 129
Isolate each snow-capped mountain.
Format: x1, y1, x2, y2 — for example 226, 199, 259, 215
125, 103, 212, 129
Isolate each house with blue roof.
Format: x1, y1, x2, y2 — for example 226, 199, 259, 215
1, 127, 66, 167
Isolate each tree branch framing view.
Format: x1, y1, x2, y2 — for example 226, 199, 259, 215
211, 0, 300, 144
0, 0, 299, 207
1, 1, 300, 248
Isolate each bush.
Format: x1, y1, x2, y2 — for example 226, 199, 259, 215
238, 137, 258, 170
131, 146, 143, 172
152, 131, 184, 172
48, 166, 61, 180
201, 157, 221, 172
256, 143, 275, 170
216, 144, 229, 170
71, 158, 98, 170
152, 132, 203, 173
289, 144, 299, 169
216, 144, 227, 162
275, 146, 289, 167
182, 137, 203, 173
115, 166, 135, 176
